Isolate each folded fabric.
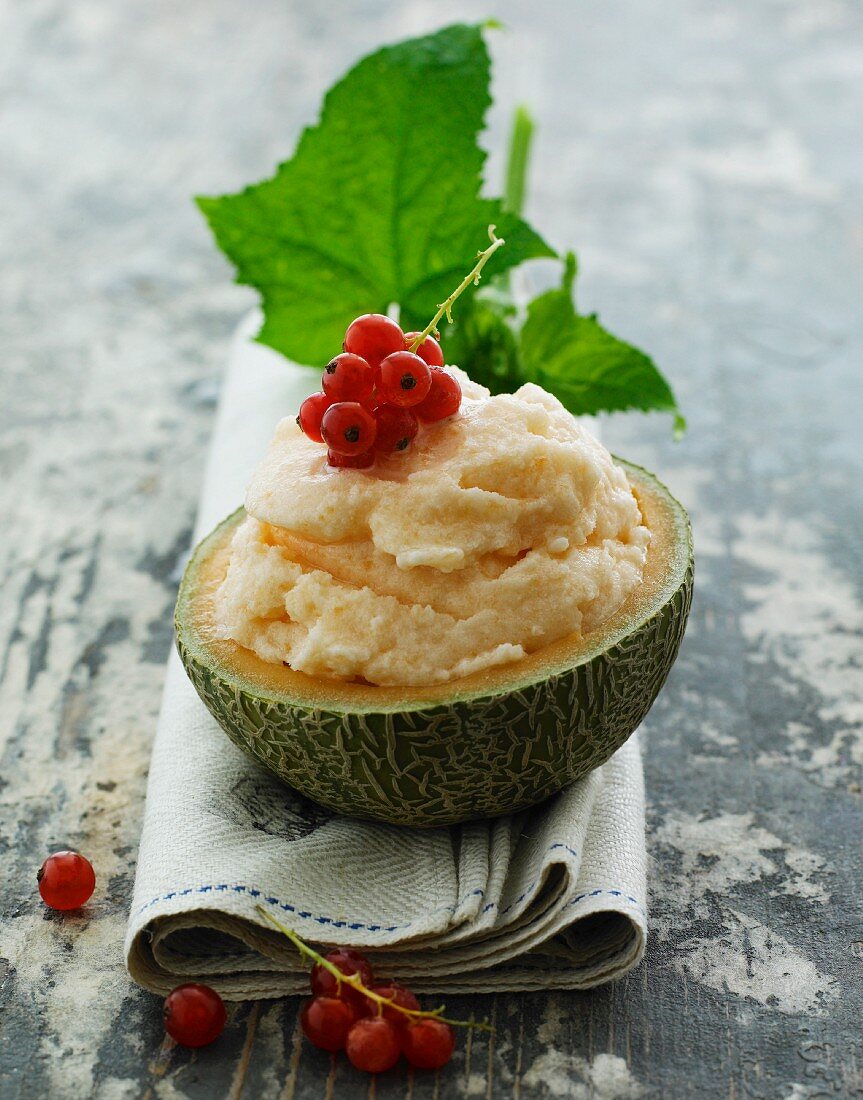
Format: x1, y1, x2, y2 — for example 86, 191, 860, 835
124, 315, 648, 998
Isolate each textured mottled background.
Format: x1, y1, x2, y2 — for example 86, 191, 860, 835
1, 0, 861, 1097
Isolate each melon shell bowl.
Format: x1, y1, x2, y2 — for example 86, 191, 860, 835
175, 460, 693, 828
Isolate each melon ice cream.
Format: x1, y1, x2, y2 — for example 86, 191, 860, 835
214, 370, 650, 687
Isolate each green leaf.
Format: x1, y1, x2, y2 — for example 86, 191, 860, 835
197, 24, 554, 366
519, 253, 686, 433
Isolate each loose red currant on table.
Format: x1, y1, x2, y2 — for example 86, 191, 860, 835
415, 367, 462, 423
362, 982, 420, 1027
374, 405, 418, 454
301, 995, 359, 1052
320, 402, 377, 457
346, 1016, 402, 1073
343, 314, 405, 368
322, 353, 375, 402
163, 983, 227, 1048
401, 1017, 456, 1070
297, 392, 332, 443
37, 850, 96, 911
403, 331, 445, 368
376, 352, 432, 407
310, 948, 374, 1001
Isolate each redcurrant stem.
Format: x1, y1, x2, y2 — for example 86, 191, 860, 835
408, 226, 505, 353
256, 905, 493, 1032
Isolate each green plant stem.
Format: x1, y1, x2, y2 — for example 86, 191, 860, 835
256, 905, 492, 1032
408, 226, 505, 352
504, 105, 534, 217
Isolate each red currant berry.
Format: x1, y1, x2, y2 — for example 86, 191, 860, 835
401, 1017, 455, 1070
345, 1017, 401, 1073
322, 353, 374, 402
376, 352, 432, 408
37, 851, 96, 911
301, 995, 358, 1052
327, 449, 374, 469
320, 402, 377, 456
297, 393, 332, 443
373, 405, 419, 454
310, 949, 374, 1001
163, 983, 227, 1048
362, 982, 420, 1028
415, 367, 462, 422
343, 314, 405, 369
403, 332, 445, 368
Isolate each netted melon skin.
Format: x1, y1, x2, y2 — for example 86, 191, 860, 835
175, 554, 692, 828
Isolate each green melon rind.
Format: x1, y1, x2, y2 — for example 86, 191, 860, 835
175, 460, 693, 828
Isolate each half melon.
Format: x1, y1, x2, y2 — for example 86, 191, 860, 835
175, 460, 693, 828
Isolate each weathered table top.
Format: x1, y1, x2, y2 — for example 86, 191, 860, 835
2, 0, 861, 1096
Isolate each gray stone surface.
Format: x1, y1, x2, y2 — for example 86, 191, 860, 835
1, 0, 861, 1096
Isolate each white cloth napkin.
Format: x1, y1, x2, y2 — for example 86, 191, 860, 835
124, 315, 648, 998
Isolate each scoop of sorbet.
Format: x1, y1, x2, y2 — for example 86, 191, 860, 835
215, 372, 649, 686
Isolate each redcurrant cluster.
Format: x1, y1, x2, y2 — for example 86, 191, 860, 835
301, 947, 455, 1073
297, 314, 462, 468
